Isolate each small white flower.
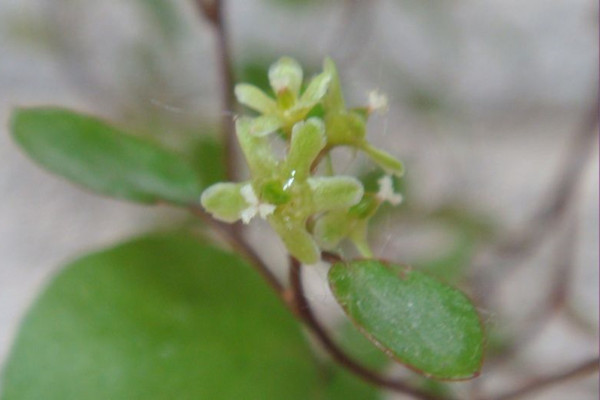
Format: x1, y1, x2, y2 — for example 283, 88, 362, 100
376, 175, 403, 206
240, 184, 276, 224
368, 90, 389, 114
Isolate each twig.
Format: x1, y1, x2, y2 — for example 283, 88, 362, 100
288, 256, 453, 400
488, 215, 578, 367
487, 357, 599, 400
490, 96, 597, 261
194, 0, 237, 180
471, 95, 599, 304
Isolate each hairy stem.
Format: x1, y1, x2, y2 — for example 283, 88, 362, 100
289, 256, 453, 400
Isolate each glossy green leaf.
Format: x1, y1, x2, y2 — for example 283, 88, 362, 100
11, 108, 203, 205
328, 259, 484, 380
1, 234, 320, 400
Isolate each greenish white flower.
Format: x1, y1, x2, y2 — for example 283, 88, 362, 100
201, 117, 364, 264
234, 57, 332, 137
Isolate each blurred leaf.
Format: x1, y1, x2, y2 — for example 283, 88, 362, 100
328, 259, 484, 380
418, 207, 496, 282
321, 366, 383, 400
190, 135, 226, 186
1, 234, 320, 400
11, 107, 203, 205
335, 322, 389, 370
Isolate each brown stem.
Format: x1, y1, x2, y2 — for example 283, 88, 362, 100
488, 216, 578, 367
289, 256, 454, 400
195, 0, 237, 180
494, 96, 597, 259
472, 95, 599, 304
487, 358, 599, 400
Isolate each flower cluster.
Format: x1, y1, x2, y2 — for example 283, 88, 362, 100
201, 57, 403, 264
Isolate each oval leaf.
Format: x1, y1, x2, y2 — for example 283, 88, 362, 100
11, 107, 203, 205
328, 259, 484, 380
1, 234, 319, 399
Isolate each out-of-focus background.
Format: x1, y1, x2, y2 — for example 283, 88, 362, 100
0, 0, 598, 398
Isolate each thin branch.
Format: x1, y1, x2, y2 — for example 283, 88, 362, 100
488, 215, 578, 367
487, 358, 599, 400
288, 256, 453, 400
194, 0, 237, 180
490, 96, 598, 260
471, 96, 599, 304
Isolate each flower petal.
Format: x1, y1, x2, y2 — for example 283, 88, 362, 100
284, 118, 326, 180
269, 215, 320, 264
200, 182, 248, 223
361, 143, 404, 176
235, 84, 277, 114
248, 115, 282, 137
313, 211, 352, 250
236, 117, 278, 177
269, 57, 303, 97
308, 176, 364, 212
298, 70, 331, 109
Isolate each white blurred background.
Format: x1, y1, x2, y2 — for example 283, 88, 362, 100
0, 0, 598, 398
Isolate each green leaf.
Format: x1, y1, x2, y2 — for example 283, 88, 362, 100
11, 107, 203, 205
320, 323, 388, 400
328, 259, 484, 380
190, 135, 226, 187
1, 234, 320, 400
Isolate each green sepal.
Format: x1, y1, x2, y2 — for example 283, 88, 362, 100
348, 219, 373, 258
313, 211, 352, 250
349, 194, 380, 219
325, 111, 366, 146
